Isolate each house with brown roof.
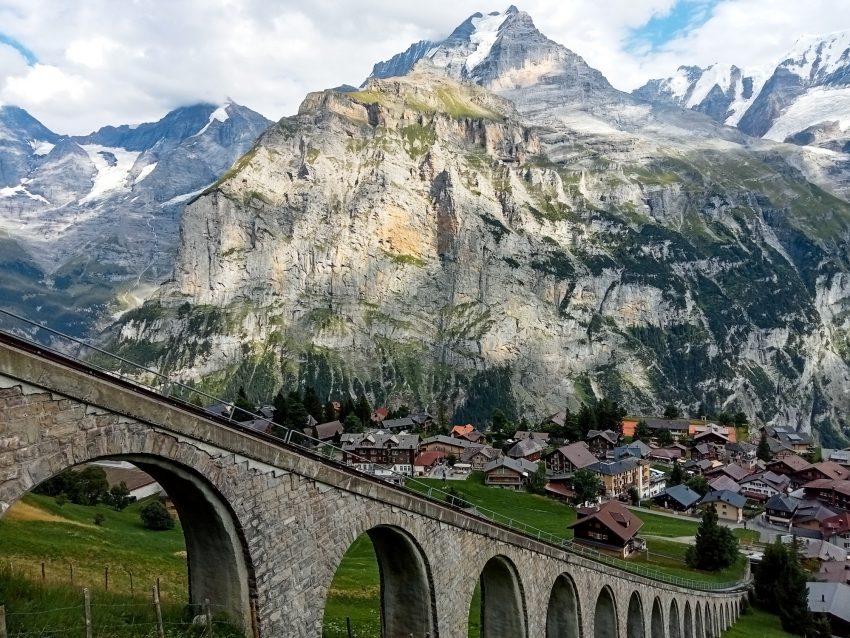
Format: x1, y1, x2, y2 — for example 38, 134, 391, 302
419, 435, 483, 457
568, 501, 644, 558
450, 424, 475, 438
461, 446, 501, 471
705, 462, 751, 482
822, 513, 850, 553
303, 420, 344, 443
513, 430, 551, 444
796, 462, 850, 486
413, 451, 447, 476
586, 429, 619, 456
544, 441, 597, 475
482, 457, 538, 490
507, 437, 547, 462
708, 475, 742, 494
803, 479, 850, 512
768, 455, 813, 478
341, 431, 419, 482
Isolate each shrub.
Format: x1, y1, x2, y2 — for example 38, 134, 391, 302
140, 501, 174, 531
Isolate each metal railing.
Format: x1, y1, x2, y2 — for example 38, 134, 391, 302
0, 308, 749, 593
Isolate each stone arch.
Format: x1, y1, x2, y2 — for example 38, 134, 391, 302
337, 524, 437, 637
694, 603, 703, 638
546, 573, 582, 638
721, 604, 727, 631
669, 599, 682, 638
650, 597, 664, 638
684, 601, 694, 638
2, 450, 256, 633
477, 554, 528, 638
627, 591, 645, 638
594, 585, 618, 638
704, 604, 712, 637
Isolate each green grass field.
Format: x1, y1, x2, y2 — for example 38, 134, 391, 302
722, 608, 795, 637
0, 493, 187, 600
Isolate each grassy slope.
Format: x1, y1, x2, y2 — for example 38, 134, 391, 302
722, 608, 795, 638
0, 494, 187, 600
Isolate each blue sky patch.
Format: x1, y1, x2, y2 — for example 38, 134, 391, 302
0, 33, 37, 65
626, 0, 719, 52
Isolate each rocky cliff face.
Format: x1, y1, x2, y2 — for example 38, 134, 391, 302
109, 37, 850, 441
0, 102, 270, 336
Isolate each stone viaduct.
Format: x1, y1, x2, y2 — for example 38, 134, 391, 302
0, 333, 747, 637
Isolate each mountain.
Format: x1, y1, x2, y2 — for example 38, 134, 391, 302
0, 102, 270, 336
633, 65, 766, 127
367, 40, 438, 81
636, 31, 850, 150
105, 8, 850, 443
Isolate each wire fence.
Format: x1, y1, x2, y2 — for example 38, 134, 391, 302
0, 578, 243, 638
0, 308, 750, 593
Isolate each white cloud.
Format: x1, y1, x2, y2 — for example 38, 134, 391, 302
0, 0, 846, 134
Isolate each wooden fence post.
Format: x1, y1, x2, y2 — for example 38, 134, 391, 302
0, 604, 8, 638
41, 562, 45, 581
83, 588, 92, 638
205, 598, 213, 637
152, 585, 164, 638
104, 566, 108, 591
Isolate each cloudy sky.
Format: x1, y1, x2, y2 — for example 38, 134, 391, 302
1, 0, 848, 134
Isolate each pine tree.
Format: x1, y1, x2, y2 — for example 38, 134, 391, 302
286, 391, 310, 429
232, 386, 255, 422
685, 504, 738, 571
527, 462, 548, 495
657, 429, 674, 447
634, 420, 651, 441
663, 404, 681, 419
354, 394, 371, 426
572, 469, 601, 504
302, 386, 323, 423
272, 390, 289, 426
757, 431, 773, 462
669, 462, 684, 486
754, 539, 813, 635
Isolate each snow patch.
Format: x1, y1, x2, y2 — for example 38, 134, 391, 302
765, 86, 850, 142
29, 140, 55, 156
160, 183, 214, 206
465, 10, 509, 71
133, 162, 157, 185
193, 104, 230, 138
79, 144, 140, 204
0, 184, 50, 204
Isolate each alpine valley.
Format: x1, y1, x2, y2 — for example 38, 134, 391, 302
9, 7, 850, 440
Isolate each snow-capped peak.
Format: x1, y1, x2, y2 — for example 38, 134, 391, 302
465, 9, 512, 71
781, 29, 850, 84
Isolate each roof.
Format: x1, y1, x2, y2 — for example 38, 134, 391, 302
795, 502, 837, 525
769, 454, 812, 473
817, 560, 850, 583
414, 451, 447, 467
811, 461, 850, 480
507, 437, 547, 459
542, 412, 566, 427
548, 441, 597, 469
662, 484, 702, 509
766, 494, 801, 513
462, 430, 485, 443
587, 429, 619, 444
382, 417, 414, 430
700, 490, 747, 509
709, 475, 742, 493
694, 443, 710, 455
590, 458, 641, 476
803, 479, 850, 496
451, 424, 475, 437
726, 441, 757, 455
740, 470, 790, 491
649, 448, 682, 460
92, 464, 157, 492
801, 539, 846, 561
461, 446, 500, 463
420, 435, 484, 450
341, 431, 419, 451
513, 430, 551, 442
644, 418, 691, 431
694, 428, 730, 443
545, 482, 576, 498
569, 500, 644, 542
309, 420, 344, 440
822, 512, 850, 537
808, 582, 850, 623
410, 413, 433, 425
483, 456, 537, 476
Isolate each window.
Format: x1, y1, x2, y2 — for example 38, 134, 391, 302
589, 531, 608, 541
